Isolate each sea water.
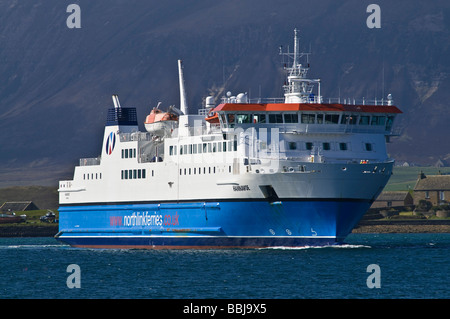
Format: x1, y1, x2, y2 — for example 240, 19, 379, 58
0, 233, 448, 299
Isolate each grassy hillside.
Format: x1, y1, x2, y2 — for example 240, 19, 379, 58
0, 186, 58, 210
384, 166, 450, 191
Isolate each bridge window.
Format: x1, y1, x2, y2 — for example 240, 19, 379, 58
342, 114, 358, 125
359, 116, 370, 125
269, 114, 283, 123
236, 114, 251, 124
385, 116, 394, 131
301, 113, 315, 124
227, 114, 235, 127
371, 116, 386, 126
305, 142, 313, 150
324, 114, 339, 124
253, 114, 266, 123
323, 142, 331, 151
317, 114, 324, 124
284, 113, 298, 123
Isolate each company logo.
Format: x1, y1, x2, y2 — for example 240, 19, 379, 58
105, 132, 116, 155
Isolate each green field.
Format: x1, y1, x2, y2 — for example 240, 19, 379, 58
384, 166, 450, 191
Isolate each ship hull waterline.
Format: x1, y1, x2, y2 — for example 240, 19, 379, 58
56, 199, 371, 249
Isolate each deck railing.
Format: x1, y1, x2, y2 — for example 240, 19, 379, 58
79, 157, 100, 166
219, 96, 394, 106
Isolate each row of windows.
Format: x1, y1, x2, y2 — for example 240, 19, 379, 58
221, 112, 394, 130
170, 140, 238, 156
288, 141, 374, 152
424, 191, 446, 201
83, 173, 102, 180
120, 169, 153, 180
180, 166, 232, 175
122, 148, 137, 159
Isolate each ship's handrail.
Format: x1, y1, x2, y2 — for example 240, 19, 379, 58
325, 97, 393, 106
79, 157, 101, 166
119, 132, 153, 142
251, 155, 393, 166
220, 96, 393, 106
388, 126, 403, 136
247, 97, 285, 104
285, 124, 389, 134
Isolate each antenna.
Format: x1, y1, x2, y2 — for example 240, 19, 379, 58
293, 28, 299, 67
178, 59, 188, 115
382, 62, 385, 100
280, 29, 321, 103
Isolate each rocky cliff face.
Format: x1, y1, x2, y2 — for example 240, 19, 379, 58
0, 0, 449, 186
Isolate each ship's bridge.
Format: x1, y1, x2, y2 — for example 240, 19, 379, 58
211, 101, 402, 136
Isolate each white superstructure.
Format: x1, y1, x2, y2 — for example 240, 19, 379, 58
59, 30, 401, 208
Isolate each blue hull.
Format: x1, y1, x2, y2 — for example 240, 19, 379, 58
56, 200, 370, 248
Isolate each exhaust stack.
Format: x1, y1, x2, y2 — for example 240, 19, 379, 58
112, 94, 121, 108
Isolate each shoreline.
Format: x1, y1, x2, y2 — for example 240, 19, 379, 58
0, 220, 449, 237
352, 224, 450, 233
352, 219, 450, 234
0, 225, 58, 237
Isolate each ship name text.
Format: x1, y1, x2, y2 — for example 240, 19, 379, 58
233, 185, 250, 192
110, 212, 179, 227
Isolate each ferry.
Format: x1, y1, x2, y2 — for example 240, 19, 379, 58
56, 30, 402, 248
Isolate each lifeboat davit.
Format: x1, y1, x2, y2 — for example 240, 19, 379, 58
144, 104, 179, 136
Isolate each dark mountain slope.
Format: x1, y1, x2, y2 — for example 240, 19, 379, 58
0, 0, 449, 186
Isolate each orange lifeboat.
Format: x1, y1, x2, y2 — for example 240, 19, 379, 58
144, 104, 179, 136
205, 110, 219, 124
